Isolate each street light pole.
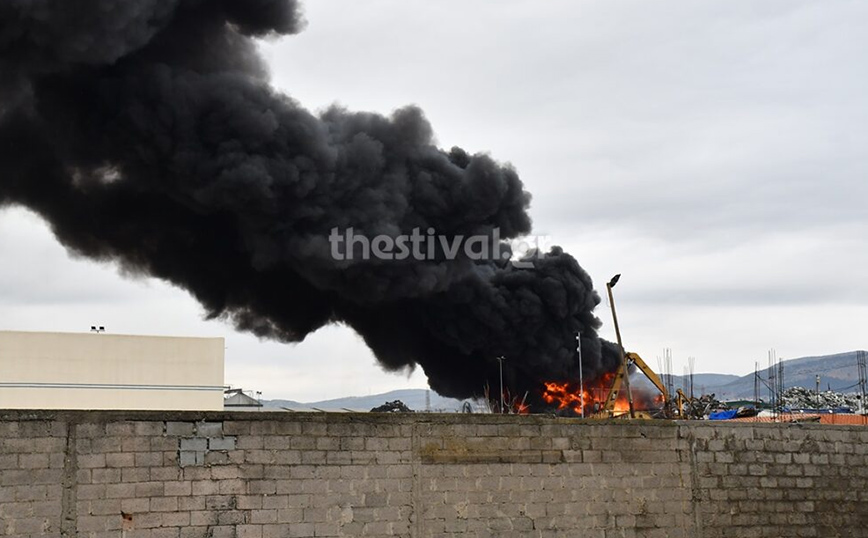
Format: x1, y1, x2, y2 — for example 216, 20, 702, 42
815, 374, 821, 410
497, 356, 505, 414
577, 333, 584, 418
606, 274, 635, 419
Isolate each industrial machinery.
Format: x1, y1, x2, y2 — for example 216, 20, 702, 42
595, 273, 669, 419
593, 351, 669, 419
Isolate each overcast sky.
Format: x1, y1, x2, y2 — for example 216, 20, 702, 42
1, 0, 866, 401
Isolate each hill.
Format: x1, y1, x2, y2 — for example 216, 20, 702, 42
673, 351, 866, 401
265, 388, 470, 412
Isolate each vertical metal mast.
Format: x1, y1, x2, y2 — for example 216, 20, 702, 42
606, 274, 634, 418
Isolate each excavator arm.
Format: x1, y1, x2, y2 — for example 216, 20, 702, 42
598, 352, 669, 417
627, 352, 669, 403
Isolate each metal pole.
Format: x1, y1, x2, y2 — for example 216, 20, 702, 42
577, 333, 584, 418
497, 356, 505, 414
606, 277, 635, 418
815, 374, 820, 410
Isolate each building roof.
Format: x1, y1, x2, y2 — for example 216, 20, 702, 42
224, 392, 261, 407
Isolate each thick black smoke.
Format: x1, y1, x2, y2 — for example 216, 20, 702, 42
0, 0, 619, 405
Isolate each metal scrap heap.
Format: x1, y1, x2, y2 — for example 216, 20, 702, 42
781, 387, 862, 410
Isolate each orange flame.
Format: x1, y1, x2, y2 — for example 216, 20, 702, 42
541, 372, 661, 417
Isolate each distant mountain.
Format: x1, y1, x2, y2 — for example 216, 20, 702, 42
261, 351, 867, 410
660, 373, 741, 391
671, 351, 866, 401
265, 388, 472, 412
263, 398, 309, 410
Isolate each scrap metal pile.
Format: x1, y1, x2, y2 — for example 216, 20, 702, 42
781, 387, 862, 410
677, 393, 725, 419
370, 400, 413, 413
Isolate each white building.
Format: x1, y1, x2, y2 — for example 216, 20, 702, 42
0, 330, 224, 410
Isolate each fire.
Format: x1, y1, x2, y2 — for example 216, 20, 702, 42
542, 376, 614, 416
542, 381, 590, 413
484, 385, 531, 415
541, 372, 661, 417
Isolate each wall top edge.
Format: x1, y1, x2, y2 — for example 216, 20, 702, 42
0, 409, 865, 431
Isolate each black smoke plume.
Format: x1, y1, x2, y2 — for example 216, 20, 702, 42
0, 0, 619, 405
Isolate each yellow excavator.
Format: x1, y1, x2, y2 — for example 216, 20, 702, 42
591, 351, 669, 419
591, 273, 669, 419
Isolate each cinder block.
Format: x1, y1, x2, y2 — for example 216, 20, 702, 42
18, 453, 49, 469
150, 466, 181, 481
76, 423, 106, 439
104, 483, 135, 499
287, 522, 315, 537
134, 482, 164, 497
91, 437, 123, 453
180, 526, 210, 538
218, 478, 247, 495
180, 496, 206, 511
205, 451, 231, 466
134, 452, 162, 467
180, 438, 208, 452
151, 437, 179, 451
105, 452, 135, 468
166, 422, 195, 437
133, 421, 165, 436
120, 497, 149, 513
250, 509, 278, 524
237, 495, 264, 510
192, 480, 220, 496
209, 437, 237, 451
206, 495, 237, 511
218, 510, 245, 525
196, 422, 224, 437
76, 514, 113, 533
149, 496, 179, 512
210, 466, 240, 480
207, 525, 237, 538
191, 510, 219, 527
223, 421, 250, 436
179, 451, 205, 467
163, 480, 193, 497
162, 511, 192, 527
105, 423, 135, 437
264, 436, 290, 450
77, 454, 106, 469
120, 467, 149, 483
237, 524, 263, 538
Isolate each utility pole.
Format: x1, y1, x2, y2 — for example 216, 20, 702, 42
606, 274, 634, 418
856, 350, 867, 415
815, 374, 821, 410
577, 333, 584, 418
496, 356, 505, 414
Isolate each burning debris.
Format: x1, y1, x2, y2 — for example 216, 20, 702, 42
0, 0, 620, 407
482, 385, 529, 415
541, 374, 666, 417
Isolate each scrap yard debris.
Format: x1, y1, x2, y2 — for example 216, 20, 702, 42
781, 387, 862, 411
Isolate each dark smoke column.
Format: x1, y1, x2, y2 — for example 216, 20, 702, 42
0, 0, 618, 405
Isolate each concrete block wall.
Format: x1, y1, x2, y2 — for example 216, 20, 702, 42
0, 411, 867, 537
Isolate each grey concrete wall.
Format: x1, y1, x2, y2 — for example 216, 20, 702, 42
0, 411, 866, 538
